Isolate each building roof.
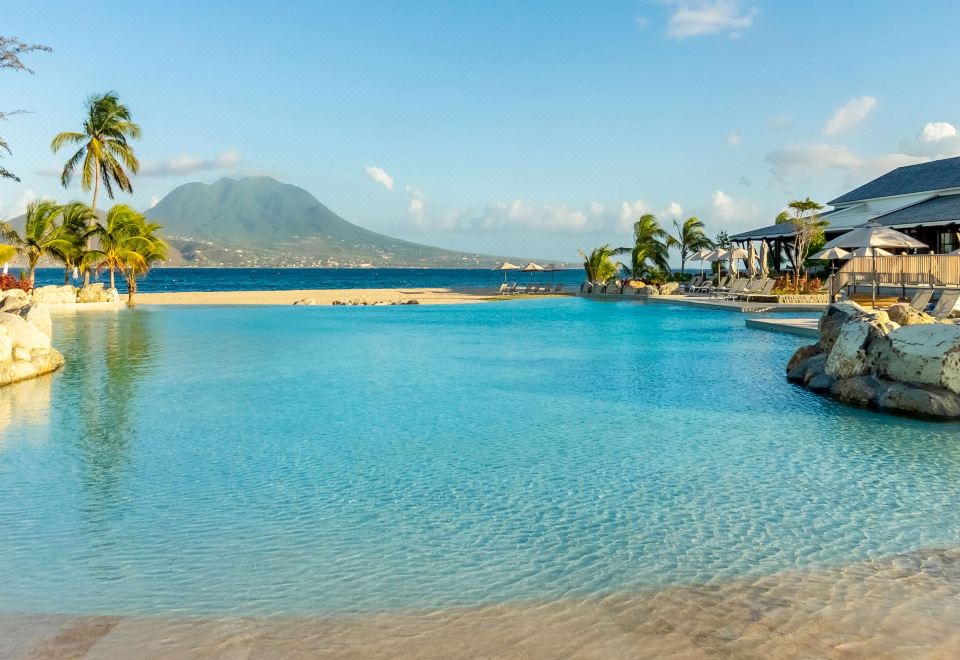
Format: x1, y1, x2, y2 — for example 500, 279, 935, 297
829, 156, 960, 205
729, 208, 840, 241
872, 193, 960, 227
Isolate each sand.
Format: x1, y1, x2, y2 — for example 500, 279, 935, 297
133, 287, 553, 306
6, 546, 960, 658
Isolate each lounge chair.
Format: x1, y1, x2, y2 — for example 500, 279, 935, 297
908, 289, 934, 311
522, 283, 535, 294
553, 284, 563, 294
740, 279, 775, 301
681, 276, 703, 293
712, 278, 745, 299
930, 290, 960, 320
495, 283, 508, 295
691, 276, 724, 296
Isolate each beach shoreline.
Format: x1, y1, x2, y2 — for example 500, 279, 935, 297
5, 545, 960, 658
131, 288, 565, 306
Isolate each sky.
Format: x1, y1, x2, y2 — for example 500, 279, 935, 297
4, 0, 960, 263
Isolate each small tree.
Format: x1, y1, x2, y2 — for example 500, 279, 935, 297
0, 200, 74, 284
0, 36, 51, 181
776, 198, 826, 290
578, 245, 620, 283
670, 216, 713, 276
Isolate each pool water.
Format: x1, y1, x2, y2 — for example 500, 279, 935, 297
1, 298, 958, 616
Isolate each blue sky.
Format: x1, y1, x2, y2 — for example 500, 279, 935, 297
4, 0, 960, 262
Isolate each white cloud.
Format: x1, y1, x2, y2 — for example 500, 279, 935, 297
364, 166, 394, 191
662, 201, 684, 219
149, 195, 160, 208
898, 121, 960, 159
1, 189, 36, 218
666, 1, 756, 39
140, 150, 242, 177
405, 186, 426, 224
710, 189, 760, 226
823, 96, 877, 136
766, 143, 927, 184
634, 15, 650, 28
408, 198, 653, 235
726, 131, 742, 146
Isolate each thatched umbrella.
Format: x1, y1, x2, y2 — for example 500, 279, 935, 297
491, 261, 521, 282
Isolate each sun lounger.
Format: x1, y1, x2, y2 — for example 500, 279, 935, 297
712, 278, 745, 299
909, 289, 934, 311
495, 283, 508, 295
553, 284, 563, 294
930, 289, 960, 319
740, 279, 775, 301
681, 276, 703, 293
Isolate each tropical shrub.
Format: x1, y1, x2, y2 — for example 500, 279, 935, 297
773, 275, 823, 295
0, 272, 31, 292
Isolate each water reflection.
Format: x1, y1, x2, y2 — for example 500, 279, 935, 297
0, 374, 54, 445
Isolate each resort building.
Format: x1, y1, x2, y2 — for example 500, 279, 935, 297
732, 155, 960, 267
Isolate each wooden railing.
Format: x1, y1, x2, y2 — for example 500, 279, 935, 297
830, 254, 960, 299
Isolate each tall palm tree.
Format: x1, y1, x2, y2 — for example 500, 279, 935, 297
50, 92, 141, 284
670, 216, 714, 276
51, 201, 97, 284
0, 200, 76, 285
616, 214, 675, 281
578, 245, 620, 283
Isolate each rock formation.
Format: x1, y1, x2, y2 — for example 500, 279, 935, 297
0, 303, 64, 387
787, 301, 960, 419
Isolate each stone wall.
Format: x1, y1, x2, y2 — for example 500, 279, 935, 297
787, 301, 960, 419
0, 291, 64, 387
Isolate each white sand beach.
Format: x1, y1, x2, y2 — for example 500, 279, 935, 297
134, 287, 561, 306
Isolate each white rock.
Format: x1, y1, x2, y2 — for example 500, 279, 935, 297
0, 289, 30, 312
825, 315, 898, 380
0, 312, 52, 353
32, 285, 77, 305
872, 323, 960, 395
0, 328, 12, 363
17, 304, 52, 338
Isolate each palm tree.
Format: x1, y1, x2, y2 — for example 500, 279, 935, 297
776, 198, 827, 289
50, 92, 141, 284
93, 208, 166, 305
578, 245, 620, 283
0, 199, 75, 285
670, 216, 714, 276
51, 201, 97, 284
92, 204, 142, 290
616, 213, 675, 281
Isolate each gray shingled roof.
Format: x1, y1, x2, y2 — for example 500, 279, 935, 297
830, 156, 960, 205
730, 209, 839, 241
873, 193, 960, 226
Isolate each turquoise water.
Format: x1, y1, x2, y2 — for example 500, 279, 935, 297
1, 298, 959, 616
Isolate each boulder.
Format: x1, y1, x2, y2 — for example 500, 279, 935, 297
831, 376, 889, 407
15, 304, 52, 338
787, 344, 822, 374
293, 298, 316, 306
807, 371, 836, 393
0, 312, 51, 353
824, 313, 898, 380
0, 289, 30, 312
802, 354, 827, 386
877, 383, 960, 419
659, 282, 680, 296
887, 303, 935, 327
818, 301, 883, 353
870, 323, 960, 395
77, 283, 119, 303
32, 285, 76, 305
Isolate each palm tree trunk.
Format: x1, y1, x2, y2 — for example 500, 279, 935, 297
109, 267, 115, 290
127, 275, 136, 306
84, 170, 101, 287
64, 265, 70, 284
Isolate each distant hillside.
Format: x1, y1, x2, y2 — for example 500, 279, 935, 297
146, 177, 524, 268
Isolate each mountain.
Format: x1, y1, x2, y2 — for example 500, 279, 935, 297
146, 177, 519, 268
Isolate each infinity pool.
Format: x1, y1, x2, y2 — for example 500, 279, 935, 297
1, 298, 959, 617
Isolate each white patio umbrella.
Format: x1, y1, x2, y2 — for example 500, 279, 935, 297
491, 260, 521, 282
728, 247, 748, 277
746, 242, 758, 278
542, 263, 565, 283
811, 246, 850, 278
759, 241, 770, 278
705, 248, 730, 282
842, 246, 893, 259
689, 247, 713, 279
820, 222, 927, 307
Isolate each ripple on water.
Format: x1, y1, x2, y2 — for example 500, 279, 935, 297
0, 299, 959, 617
